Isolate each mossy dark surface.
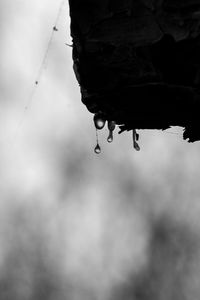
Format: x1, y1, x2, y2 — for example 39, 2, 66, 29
69, 0, 200, 142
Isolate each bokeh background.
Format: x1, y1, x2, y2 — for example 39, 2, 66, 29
1, 1, 200, 299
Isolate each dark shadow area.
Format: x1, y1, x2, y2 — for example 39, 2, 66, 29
69, 0, 200, 142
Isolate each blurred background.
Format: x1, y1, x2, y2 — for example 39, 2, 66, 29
1, 0, 200, 299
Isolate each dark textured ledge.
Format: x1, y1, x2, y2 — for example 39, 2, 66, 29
68, 0, 200, 142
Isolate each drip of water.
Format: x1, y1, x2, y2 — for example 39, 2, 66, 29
133, 141, 140, 151
94, 143, 101, 154
93, 113, 106, 130
132, 129, 140, 151
107, 132, 113, 143
94, 129, 101, 154
108, 121, 116, 132
107, 121, 116, 143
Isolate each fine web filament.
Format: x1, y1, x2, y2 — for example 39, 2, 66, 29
12, 0, 66, 141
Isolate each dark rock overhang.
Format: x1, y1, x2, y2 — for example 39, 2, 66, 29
68, 0, 200, 143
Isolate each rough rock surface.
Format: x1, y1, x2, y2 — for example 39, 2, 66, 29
69, 0, 200, 142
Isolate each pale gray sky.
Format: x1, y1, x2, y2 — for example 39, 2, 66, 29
0, 1, 200, 300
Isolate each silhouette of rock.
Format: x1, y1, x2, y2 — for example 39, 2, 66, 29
69, 0, 200, 142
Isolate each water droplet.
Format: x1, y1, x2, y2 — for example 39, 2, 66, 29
94, 143, 101, 154
107, 132, 113, 143
107, 121, 116, 143
94, 128, 102, 154
133, 142, 140, 151
94, 113, 106, 130
108, 121, 116, 132
132, 129, 140, 151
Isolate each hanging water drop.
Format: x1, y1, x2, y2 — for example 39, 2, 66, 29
133, 141, 140, 151
108, 120, 116, 132
107, 121, 116, 143
94, 143, 101, 154
93, 113, 106, 130
94, 128, 102, 154
107, 132, 113, 143
132, 129, 140, 151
